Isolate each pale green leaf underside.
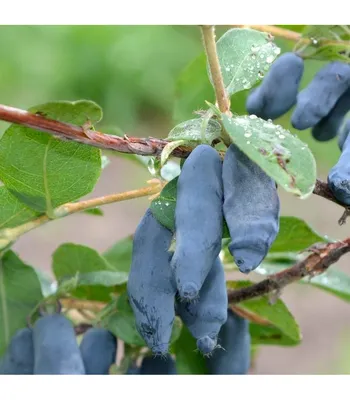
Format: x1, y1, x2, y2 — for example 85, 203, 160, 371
222, 114, 317, 198
168, 118, 221, 143
213, 28, 281, 96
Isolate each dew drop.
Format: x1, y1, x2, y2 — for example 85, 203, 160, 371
278, 134, 286, 139
249, 114, 258, 119
244, 132, 252, 138
148, 158, 157, 176
225, 66, 231, 72
246, 141, 251, 144
258, 71, 264, 79
266, 55, 274, 63
273, 47, 281, 55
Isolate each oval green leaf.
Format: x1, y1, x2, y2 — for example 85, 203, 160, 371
270, 216, 329, 253
213, 28, 281, 96
168, 118, 221, 143
227, 280, 301, 345
0, 251, 43, 356
52, 243, 117, 301
0, 100, 102, 213
0, 186, 40, 230
150, 177, 178, 231
222, 114, 317, 197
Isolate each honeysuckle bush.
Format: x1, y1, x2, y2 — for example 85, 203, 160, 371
0, 24, 350, 374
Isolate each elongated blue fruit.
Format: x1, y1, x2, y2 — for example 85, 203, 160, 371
171, 144, 223, 301
33, 314, 85, 375
80, 328, 117, 375
328, 130, 350, 205
206, 309, 250, 374
0, 328, 34, 374
246, 52, 304, 120
222, 144, 280, 273
292, 62, 350, 130
338, 119, 350, 150
312, 88, 350, 142
176, 257, 228, 355
139, 355, 176, 375
127, 208, 176, 355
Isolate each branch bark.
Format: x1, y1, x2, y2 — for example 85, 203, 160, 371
227, 239, 350, 304
0, 103, 347, 212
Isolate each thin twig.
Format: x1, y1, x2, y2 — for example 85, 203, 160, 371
60, 298, 106, 313
234, 25, 301, 42
233, 25, 346, 47
1, 182, 162, 245
200, 26, 230, 114
227, 239, 350, 304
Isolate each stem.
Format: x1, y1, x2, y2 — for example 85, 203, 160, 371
200, 25, 232, 146
228, 239, 350, 304
233, 24, 346, 47
2, 182, 162, 243
60, 298, 106, 313
235, 25, 301, 42
0, 104, 193, 158
201, 26, 230, 113
56, 183, 162, 217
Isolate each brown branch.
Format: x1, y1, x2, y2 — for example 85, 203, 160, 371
227, 239, 350, 304
0, 103, 348, 215
0, 104, 193, 158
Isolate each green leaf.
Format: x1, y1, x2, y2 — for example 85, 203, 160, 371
75, 270, 128, 287
296, 25, 350, 63
103, 235, 133, 274
52, 243, 116, 301
167, 118, 221, 144
151, 177, 230, 238
150, 177, 178, 231
0, 100, 102, 213
83, 208, 104, 216
213, 28, 281, 96
174, 324, 208, 374
0, 250, 43, 356
228, 281, 301, 346
269, 216, 329, 253
222, 114, 317, 198
101, 291, 183, 348
104, 312, 145, 347
257, 262, 350, 303
0, 186, 40, 230
173, 53, 214, 124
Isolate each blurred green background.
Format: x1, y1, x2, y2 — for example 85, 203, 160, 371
1, 25, 349, 374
